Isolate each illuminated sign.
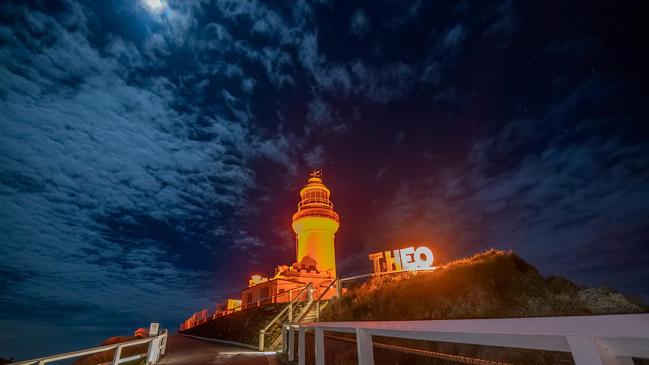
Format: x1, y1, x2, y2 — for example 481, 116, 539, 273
368, 246, 434, 273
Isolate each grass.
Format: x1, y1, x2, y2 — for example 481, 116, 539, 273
180, 303, 288, 347
322, 249, 646, 322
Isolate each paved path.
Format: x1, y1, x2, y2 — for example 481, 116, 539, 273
157, 336, 280, 365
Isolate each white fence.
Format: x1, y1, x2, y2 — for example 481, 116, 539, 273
283, 314, 649, 365
9, 331, 168, 365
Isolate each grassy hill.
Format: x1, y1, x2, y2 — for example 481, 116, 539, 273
322, 249, 645, 322
318, 250, 647, 365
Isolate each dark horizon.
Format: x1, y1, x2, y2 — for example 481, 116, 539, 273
1, 0, 647, 360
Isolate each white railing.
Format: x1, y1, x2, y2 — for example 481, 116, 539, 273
9, 331, 168, 365
282, 314, 649, 365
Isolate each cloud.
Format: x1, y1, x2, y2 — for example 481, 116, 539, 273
484, 0, 515, 36
443, 24, 467, 49
307, 97, 332, 127
0, 0, 295, 358
364, 78, 649, 298
304, 145, 326, 168
349, 9, 370, 39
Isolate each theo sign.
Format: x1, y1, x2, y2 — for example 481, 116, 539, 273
368, 246, 434, 273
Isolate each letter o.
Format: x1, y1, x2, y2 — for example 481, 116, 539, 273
414, 247, 434, 269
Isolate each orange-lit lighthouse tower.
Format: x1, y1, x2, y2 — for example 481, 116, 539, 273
292, 170, 340, 278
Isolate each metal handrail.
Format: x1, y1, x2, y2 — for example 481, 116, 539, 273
294, 279, 338, 323
9, 331, 168, 365
297, 198, 333, 209
258, 283, 312, 351
339, 267, 435, 283
262, 283, 311, 333
181, 285, 311, 330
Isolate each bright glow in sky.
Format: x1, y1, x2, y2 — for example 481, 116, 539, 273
142, 0, 166, 13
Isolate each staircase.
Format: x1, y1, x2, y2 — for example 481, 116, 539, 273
298, 300, 329, 323
260, 280, 340, 351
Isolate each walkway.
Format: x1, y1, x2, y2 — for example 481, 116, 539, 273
157, 336, 280, 365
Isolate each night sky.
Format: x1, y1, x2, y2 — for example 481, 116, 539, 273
1, 0, 648, 359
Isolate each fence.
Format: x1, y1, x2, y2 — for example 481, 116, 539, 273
282, 314, 649, 365
8, 331, 168, 365
180, 284, 311, 331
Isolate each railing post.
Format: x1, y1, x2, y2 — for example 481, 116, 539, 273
160, 332, 167, 355
356, 328, 374, 365
307, 284, 313, 301
336, 278, 341, 299
281, 325, 287, 353
288, 302, 293, 322
112, 345, 123, 365
288, 327, 296, 361
298, 326, 306, 365
147, 337, 161, 364
314, 327, 325, 365
567, 336, 633, 365
259, 329, 266, 352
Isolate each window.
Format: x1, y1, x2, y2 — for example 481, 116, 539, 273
260, 287, 269, 299
246, 292, 252, 304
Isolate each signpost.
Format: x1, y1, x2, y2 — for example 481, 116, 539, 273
368, 245, 434, 273
149, 322, 160, 336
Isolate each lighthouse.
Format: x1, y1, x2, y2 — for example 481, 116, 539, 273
239, 170, 340, 307
292, 170, 340, 278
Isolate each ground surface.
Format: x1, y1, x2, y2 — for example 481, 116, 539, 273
158, 336, 279, 365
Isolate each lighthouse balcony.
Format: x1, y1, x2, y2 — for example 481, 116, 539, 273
292, 207, 339, 223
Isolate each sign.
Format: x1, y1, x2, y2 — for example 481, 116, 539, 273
368, 246, 434, 273
149, 322, 160, 336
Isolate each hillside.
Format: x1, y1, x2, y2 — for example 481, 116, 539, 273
318, 250, 647, 365
180, 303, 288, 347
322, 250, 646, 322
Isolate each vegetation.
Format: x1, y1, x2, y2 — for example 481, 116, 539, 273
318, 250, 647, 364
180, 303, 288, 347
322, 249, 646, 321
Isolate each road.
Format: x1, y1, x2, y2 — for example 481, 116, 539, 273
157, 335, 280, 365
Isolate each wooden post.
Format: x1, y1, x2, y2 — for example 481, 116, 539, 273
298, 327, 306, 365
112, 345, 123, 365
335, 278, 342, 299
567, 336, 634, 365
160, 332, 167, 355
314, 327, 325, 365
146, 338, 159, 365
288, 327, 296, 361
281, 326, 287, 353
258, 329, 266, 352
356, 328, 374, 365
288, 302, 293, 322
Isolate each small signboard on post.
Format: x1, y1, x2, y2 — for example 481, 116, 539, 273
149, 322, 160, 336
